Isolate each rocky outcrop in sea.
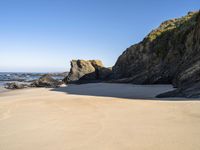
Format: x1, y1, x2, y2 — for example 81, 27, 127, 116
31, 74, 62, 88
3, 73, 65, 89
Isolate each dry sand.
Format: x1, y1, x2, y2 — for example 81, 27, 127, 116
0, 83, 200, 150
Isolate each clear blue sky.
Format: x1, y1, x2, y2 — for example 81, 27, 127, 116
0, 0, 199, 72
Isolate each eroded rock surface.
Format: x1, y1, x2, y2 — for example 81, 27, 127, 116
112, 11, 200, 98
32, 74, 61, 88
5, 82, 29, 89
64, 60, 112, 83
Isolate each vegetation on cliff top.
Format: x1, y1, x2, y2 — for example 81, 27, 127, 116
144, 11, 199, 59
146, 11, 199, 42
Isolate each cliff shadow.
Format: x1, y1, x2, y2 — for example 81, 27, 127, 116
50, 83, 198, 101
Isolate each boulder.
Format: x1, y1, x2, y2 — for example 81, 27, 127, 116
32, 74, 61, 88
157, 83, 200, 98
5, 82, 29, 89
63, 60, 112, 83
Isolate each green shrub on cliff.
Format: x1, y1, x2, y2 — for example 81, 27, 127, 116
147, 11, 198, 42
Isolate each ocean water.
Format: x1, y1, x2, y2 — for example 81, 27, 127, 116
0, 72, 67, 88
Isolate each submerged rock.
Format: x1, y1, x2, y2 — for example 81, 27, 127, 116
31, 74, 61, 88
63, 60, 112, 83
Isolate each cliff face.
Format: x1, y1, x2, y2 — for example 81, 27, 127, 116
112, 11, 200, 97
64, 11, 200, 97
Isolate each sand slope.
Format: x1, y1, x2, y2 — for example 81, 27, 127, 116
0, 83, 200, 150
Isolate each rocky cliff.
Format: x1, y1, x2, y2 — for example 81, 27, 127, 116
112, 11, 200, 98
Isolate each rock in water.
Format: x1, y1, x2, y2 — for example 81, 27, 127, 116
63, 60, 112, 83
111, 11, 200, 98
32, 74, 61, 88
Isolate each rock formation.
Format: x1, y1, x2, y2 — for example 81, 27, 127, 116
64, 60, 112, 83
64, 11, 200, 98
5, 74, 62, 89
5, 82, 29, 89
31, 74, 61, 88
112, 11, 200, 98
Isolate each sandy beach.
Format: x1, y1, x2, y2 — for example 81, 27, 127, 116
0, 87, 8, 94
0, 83, 200, 150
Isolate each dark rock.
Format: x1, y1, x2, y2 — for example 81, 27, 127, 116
157, 83, 200, 98
5, 82, 29, 89
31, 74, 61, 88
112, 11, 200, 98
98, 67, 112, 80
64, 60, 112, 83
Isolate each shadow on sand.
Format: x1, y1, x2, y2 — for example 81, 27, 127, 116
51, 83, 199, 101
